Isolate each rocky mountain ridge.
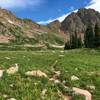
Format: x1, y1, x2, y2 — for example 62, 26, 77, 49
0, 8, 100, 50
61, 8, 100, 42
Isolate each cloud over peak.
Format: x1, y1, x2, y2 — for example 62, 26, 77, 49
0, 0, 43, 9
86, 0, 100, 12
38, 0, 100, 24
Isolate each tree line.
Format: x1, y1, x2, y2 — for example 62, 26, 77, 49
64, 24, 100, 49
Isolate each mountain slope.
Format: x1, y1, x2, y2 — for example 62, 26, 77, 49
0, 8, 65, 50
0, 8, 100, 50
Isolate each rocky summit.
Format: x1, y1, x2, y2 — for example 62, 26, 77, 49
61, 8, 100, 42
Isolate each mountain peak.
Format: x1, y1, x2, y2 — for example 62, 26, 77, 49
61, 8, 100, 33
48, 20, 61, 32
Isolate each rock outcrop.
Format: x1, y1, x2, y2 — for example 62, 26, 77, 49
61, 8, 100, 42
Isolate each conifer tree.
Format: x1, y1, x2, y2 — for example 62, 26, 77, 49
94, 24, 100, 47
84, 25, 94, 48
77, 37, 82, 48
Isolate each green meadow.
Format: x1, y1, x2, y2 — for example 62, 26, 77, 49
0, 49, 100, 100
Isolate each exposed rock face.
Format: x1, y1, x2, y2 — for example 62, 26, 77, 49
61, 8, 100, 40
48, 20, 61, 33
61, 12, 85, 34
77, 8, 100, 27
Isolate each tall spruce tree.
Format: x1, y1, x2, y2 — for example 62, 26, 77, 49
74, 32, 78, 48
71, 34, 76, 49
77, 37, 82, 48
64, 32, 82, 50
64, 41, 71, 50
84, 25, 94, 48
94, 24, 100, 47
71, 32, 82, 48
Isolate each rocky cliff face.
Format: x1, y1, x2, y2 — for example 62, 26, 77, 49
48, 20, 61, 33
61, 8, 100, 41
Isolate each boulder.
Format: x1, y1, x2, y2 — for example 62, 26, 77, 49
0, 69, 4, 78
25, 70, 47, 77
71, 75, 79, 81
6, 64, 19, 74
73, 87, 92, 100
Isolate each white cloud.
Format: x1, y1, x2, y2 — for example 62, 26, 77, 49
86, 0, 100, 12
0, 0, 43, 9
38, 12, 74, 24
38, 10, 77, 25
38, 19, 56, 25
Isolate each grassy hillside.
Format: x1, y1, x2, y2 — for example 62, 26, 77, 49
0, 8, 65, 49
0, 49, 100, 100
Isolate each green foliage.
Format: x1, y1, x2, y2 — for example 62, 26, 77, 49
57, 83, 73, 95
0, 49, 100, 99
84, 24, 100, 48
64, 41, 71, 50
64, 32, 82, 50
94, 24, 100, 47
84, 25, 94, 48
0, 22, 6, 27
65, 24, 100, 50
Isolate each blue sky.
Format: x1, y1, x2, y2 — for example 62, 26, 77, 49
0, 0, 100, 24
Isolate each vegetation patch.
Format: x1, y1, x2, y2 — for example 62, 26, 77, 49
0, 49, 100, 100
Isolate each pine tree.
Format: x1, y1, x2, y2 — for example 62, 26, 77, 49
64, 41, 71, 50
77, 37, 82, 48
94, 24, 100, 47
84, 25, 94, 48
74, 32, 78, 48
71, 34, 76, 49
71, 32, 82, 48
64, 32, 82, 50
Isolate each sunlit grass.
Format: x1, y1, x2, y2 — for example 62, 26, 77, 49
0, 49, 100, 100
